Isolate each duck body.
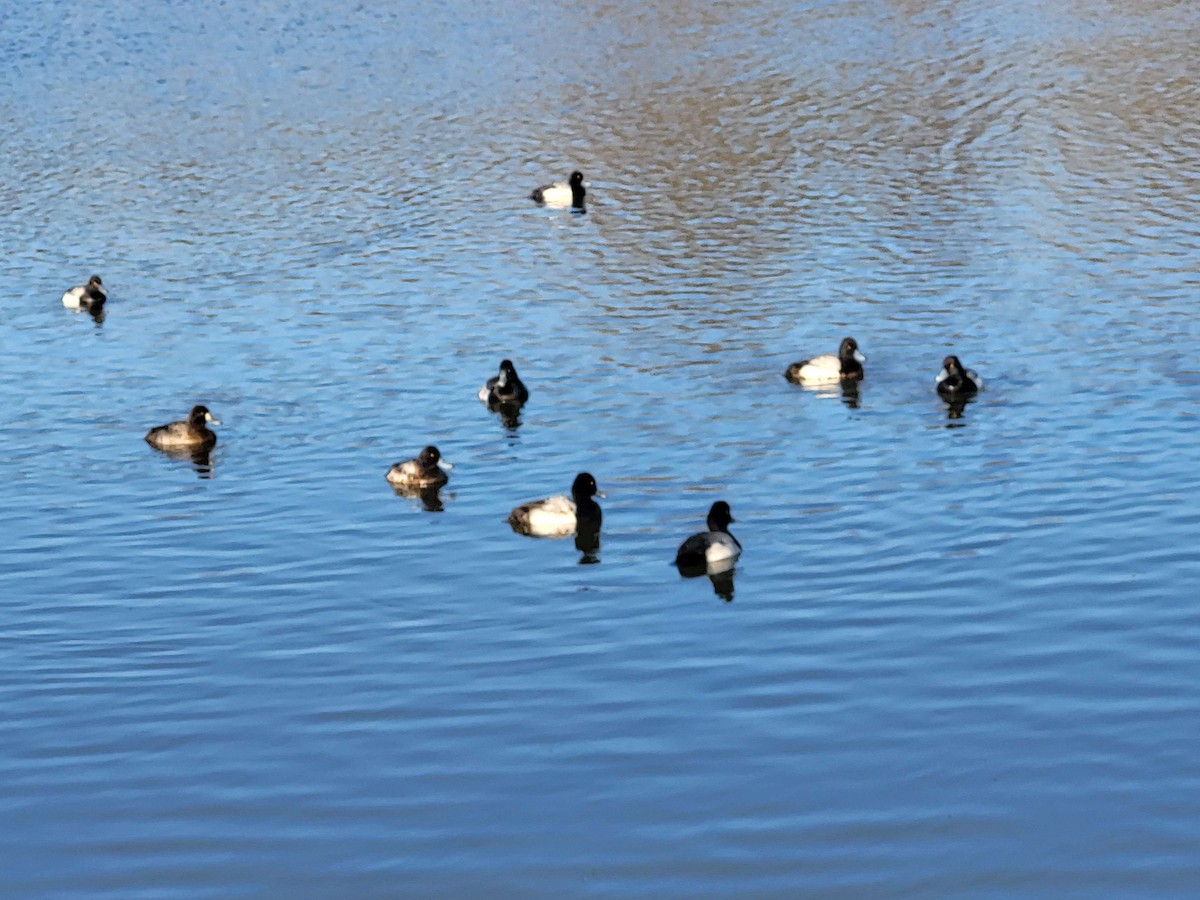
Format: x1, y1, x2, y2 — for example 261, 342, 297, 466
530, 171, 585, 209
386, 445, 451, 488
785, 337, 865, 385
145, 405, 219, 450
508, 472, 601, 538
936, 355, 982, 397
675, 501, 741, 568
62, 275, 107, 310
478, 359, 530, 406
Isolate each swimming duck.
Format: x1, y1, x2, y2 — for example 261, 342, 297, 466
145, 405, 220, 450
478, 359, 530, 407
386, 445, 452, 488
61, 275, 107, 311
785, 337, 865, 385
935, 355, 983, 398
530, 171, 586, 209
675, 501, 741, 568
508, 472, 602, 538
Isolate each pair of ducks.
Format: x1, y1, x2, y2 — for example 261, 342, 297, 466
64, 172, 584, 316
784, 337, 983, 399
503, 478, 740, 575
140, 359, 526, 461
388, 452, 601, 538
140, 358, 530, 458
64, 169, 583, 319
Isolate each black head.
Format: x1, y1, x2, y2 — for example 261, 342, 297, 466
839, 337, 859, 358
943, 355, 964, 374
88, 275, 103, 287
568, 171, 586, 207
571, 472, 598, 499
418, 445, 441, 466
188, 405, 212, 424
706, 501, 735, 531
499, 359, 517, 375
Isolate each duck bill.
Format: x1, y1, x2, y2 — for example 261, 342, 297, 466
438, 460, 454, 471
853, 350, 867, 363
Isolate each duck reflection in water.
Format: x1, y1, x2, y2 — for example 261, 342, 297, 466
390, 483, 446, 512
676, 557, 737, 602
805, 381, 861, 409
507, 472, 603, 564
151, 445, 215, 479
943, 393, 975, 422
785, 376, 862, 410
491, 403, 523, 432
839, 380, 861, 409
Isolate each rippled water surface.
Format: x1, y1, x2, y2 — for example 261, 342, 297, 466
4, 0, 1200, 894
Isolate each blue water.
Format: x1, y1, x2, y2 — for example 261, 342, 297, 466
3, 0, 1200, 894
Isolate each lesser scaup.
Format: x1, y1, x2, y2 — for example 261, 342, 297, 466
508, 472, 602, 538
530, 171, 585, 209
785, 337, 865, 385
145, 405, 220, 450
936, 354, 983, 398
478, 359, 530, 407
62, 275, 107, 311
675, 501, 741, 569
386, 445, 452, 488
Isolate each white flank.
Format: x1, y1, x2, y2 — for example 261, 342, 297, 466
522, 494, 577, 536
386, 460, 421, 485
146, 427, 204, 450
705, 534, 741, 564
537, 183, 573, 208
795, 353, 842, 384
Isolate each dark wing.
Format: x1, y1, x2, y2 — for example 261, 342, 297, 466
674, 532, 709, 567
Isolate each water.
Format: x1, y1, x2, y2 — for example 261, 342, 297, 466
3, 0, 1200, 894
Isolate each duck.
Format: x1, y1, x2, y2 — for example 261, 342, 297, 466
675, 501, 741, 568
386, 445, 452, 488
61, 275, 107, 311
145, 405, 220, 450
530, 170, 586, 209
784, 337, 865, 384
508, 472, 602, 538
936, 354, 982, 398
478, 359, 530, 406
